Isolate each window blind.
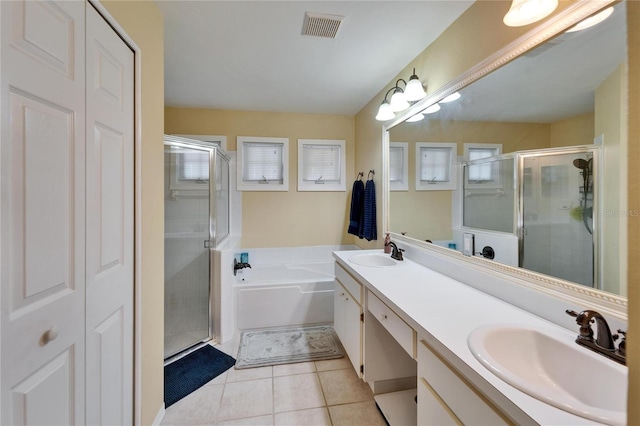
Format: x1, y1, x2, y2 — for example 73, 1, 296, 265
242, 142, 284, 182
419, 146, 451, 182
468, 147, 498, 181
301, 143, 341, 182
178, 151, 209, 181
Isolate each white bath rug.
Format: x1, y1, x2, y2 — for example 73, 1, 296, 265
235, 324, 344, 369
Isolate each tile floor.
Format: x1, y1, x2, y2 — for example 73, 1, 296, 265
161, 338, 387, 426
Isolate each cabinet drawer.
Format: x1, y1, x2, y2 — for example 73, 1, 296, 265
335, 263, 362, 304
418, 339, 510, 425
368, 291, 415, 358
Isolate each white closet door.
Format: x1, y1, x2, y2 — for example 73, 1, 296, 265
0, 1, 86, 424
85, 4, 134, 425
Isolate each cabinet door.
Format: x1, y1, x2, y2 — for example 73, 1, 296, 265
343, 292, 362, 375
0, 1, 87, 424
334, 281, 346, 342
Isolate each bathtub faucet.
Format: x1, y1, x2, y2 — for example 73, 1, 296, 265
233, 258, 252, 276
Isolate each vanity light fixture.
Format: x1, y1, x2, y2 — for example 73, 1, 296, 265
503, 0, 558, 27
375, 71, 427, 121
423, 103, 441, 114
375, 97, 396, 121
565, 7, 613, 33
406, 112, 424, 122
404, 68, 427, 102
389, 86, 410, 112
440, 92, 461, 103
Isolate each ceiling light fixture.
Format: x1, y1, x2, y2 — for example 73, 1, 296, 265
503, 0, 558, 27
375, 71, 427, 121
565, 7, 613, 33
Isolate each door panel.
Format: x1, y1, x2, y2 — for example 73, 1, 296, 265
85, 4, 134, 425
11, 349, 75, 426
1, 0, 86, 424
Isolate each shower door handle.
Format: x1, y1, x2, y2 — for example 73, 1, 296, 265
204, 240, 213, 248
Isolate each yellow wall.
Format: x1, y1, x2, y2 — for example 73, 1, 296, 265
99, 1, 164, 424
626, 2, 639, 422
595, 65, 628, 296
165, 107, 356, 248
549, 112, 595, 147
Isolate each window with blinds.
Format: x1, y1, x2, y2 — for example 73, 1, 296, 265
237, 136, 289, 191
297, 139, 345, 191
415, 142, 457, 190
464, 143, 502, 185
178, 151, 209, 182
389, 142, 408, 191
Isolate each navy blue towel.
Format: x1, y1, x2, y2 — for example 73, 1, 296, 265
358, 179, 377, 241
348, 179, 365, 236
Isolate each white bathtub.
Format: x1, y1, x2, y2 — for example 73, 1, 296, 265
234, 262, 335, 330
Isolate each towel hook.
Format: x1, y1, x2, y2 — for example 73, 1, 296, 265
368, 170, 375, 180
357, 171, 364, 180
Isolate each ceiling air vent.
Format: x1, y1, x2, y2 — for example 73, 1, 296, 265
302, 12, 344, 39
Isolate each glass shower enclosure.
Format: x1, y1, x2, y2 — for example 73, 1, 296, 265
163, 135, 230, 358
463, 146, 598, 288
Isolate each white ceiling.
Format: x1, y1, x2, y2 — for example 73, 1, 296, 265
156, 1, 474, 115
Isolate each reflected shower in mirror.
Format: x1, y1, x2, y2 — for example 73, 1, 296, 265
388, 2, 627, 296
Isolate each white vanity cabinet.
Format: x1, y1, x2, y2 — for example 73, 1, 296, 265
417, 338, 511, 425
334, 263, 364, 376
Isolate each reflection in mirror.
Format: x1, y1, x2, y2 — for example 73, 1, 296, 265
388, 2, 627, 296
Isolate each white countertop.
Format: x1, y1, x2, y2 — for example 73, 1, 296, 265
333, 249, 608, 425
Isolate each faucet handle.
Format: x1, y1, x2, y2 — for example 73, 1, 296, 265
565, 309, 578, 317
617, 329, 627, 357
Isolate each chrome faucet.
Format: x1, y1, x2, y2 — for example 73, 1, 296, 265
565, 309, 626, 365
387, 242, 404, 261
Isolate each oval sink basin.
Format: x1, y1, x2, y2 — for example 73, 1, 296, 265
349, 253, 401, 267
468, 324, 627, 425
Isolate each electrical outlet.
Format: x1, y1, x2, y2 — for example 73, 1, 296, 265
463, 233, 474, 256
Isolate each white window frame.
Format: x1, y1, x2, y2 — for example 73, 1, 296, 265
237, 136, 289, 191
173, 134, 227, 151
389, 142, 408, 191
464, 143, 503, 189
297, 139, 346, 192
415, 142, 457, 191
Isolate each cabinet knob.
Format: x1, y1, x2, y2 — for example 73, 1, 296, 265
340, 293, 345, 296
41, 327, 59, 345
380, 314, 387, 321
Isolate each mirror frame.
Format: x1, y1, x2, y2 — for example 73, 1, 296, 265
382, 0, 627, 317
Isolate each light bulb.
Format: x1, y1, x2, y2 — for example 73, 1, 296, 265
440, 92, 461, 103
565, 7, 613, 33
503, 0, 558, 27
404, 74, 426, 102
375, 101, 395, 121
389, 90, 409, 112
424, 104, 441, 114
406, 113, 424, 122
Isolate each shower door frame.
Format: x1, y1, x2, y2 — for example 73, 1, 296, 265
516, 145, 601, 290
163, 136, 230, 358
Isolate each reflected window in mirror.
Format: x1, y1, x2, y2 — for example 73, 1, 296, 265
464, 143, 503, 188
416, 142, 457, 191
390, 142, 409, 191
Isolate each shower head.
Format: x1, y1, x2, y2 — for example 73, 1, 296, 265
573, 158, 590, 170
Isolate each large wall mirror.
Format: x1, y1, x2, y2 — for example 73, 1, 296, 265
386, 0, 628, 300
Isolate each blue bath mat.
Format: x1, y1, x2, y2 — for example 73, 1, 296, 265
164, 345, 235, 408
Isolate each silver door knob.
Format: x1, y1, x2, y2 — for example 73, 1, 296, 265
41, 327, 59, 345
